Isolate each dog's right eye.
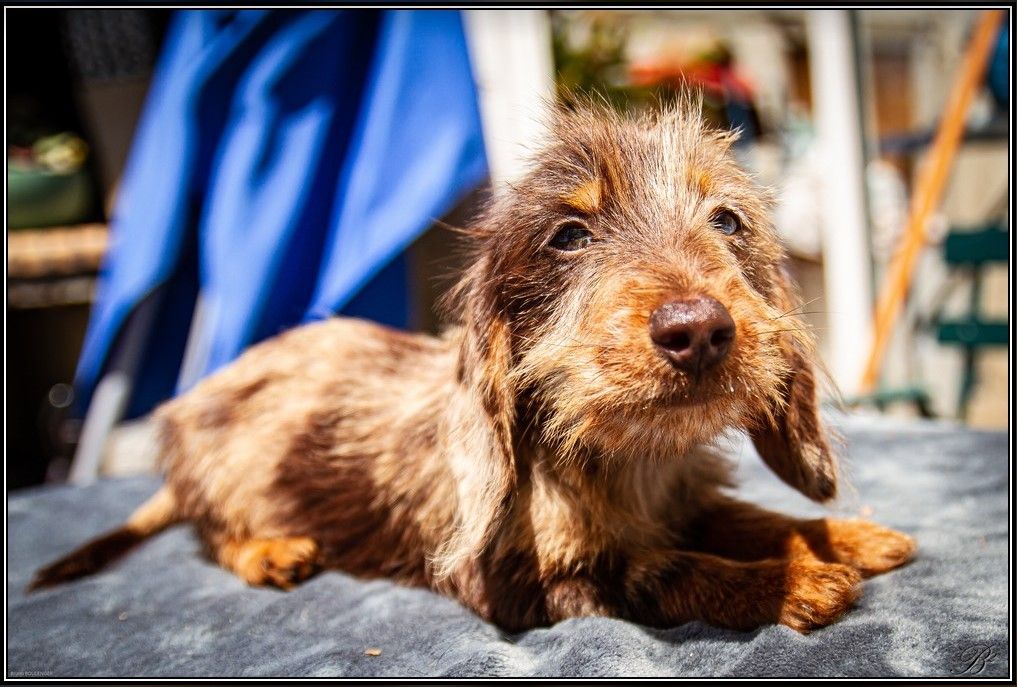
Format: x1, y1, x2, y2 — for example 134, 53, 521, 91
712, 210, 742, 236
547, 222, 594, 252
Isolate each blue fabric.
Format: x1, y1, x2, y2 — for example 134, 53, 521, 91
987, 23, 1008, 107
74, 9, 487, 416
302, 10, 488, 325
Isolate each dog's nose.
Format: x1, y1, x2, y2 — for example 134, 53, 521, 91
649, 296, 736, 373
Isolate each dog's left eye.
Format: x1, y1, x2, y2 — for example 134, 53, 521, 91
712, 210, 742, 236
548, 222, 594, 252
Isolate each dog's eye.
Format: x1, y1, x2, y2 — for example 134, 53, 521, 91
548, 222, 594, 252
712, 210, 742, 236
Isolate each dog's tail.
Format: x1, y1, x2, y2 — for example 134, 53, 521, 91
28, 486, 179, 591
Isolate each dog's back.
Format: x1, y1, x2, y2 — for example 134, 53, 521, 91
33, 317, 459, 589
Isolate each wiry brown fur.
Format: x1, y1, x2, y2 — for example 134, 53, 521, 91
32, 101, 915, 633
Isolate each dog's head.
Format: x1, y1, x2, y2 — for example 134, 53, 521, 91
447, 102, 835, 506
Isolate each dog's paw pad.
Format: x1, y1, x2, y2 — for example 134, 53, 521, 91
779, 559, 861, 633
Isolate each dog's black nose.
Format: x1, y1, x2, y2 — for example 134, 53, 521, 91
649, 296, 736, 373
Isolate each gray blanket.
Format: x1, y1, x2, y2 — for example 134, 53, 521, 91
6, 414, 1009, 678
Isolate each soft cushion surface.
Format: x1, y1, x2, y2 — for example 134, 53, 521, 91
6, 414, 1009, 678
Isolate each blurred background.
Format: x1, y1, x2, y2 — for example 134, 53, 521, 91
6, 9, 1010, 491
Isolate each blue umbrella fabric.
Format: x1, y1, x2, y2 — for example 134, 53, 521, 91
74, 9, 488, 419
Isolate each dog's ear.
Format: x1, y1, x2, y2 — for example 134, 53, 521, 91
458, 253, 516, 465
433, 252, 518, 579
750, 265, 837, 502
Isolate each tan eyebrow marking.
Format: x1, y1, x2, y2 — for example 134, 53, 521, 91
563, 178, 602, 214
600, 151, 630, 199
688, 168, 714, 196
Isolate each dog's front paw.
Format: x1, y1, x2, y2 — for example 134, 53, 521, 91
227, 536, 320, 589
823, 519, 917, 577
778, 558, 861, 633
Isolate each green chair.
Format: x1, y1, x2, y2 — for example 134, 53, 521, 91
842, 223, 1007, 420
934, 223, 1008, 418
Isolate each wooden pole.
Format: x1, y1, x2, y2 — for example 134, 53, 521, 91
859, 9, 1005, 392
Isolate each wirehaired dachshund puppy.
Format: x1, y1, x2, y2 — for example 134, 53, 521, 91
33, 102, 915, 632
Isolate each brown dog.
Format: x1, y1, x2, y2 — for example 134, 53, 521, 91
32, 102, 915, 632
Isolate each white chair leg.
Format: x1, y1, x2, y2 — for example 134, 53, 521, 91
69, 291, 162, 485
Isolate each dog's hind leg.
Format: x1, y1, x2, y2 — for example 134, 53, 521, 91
625, 549, 861, 632
689, 497, 916, 577
215, 536, 321, 589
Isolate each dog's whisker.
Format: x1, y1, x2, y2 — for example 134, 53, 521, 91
770, 310, 827, 319
767, 296, 824, 321
744, 322, 821, 338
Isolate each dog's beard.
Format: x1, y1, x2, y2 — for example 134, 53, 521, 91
515, 356, 782, 468
511, 323, 790, 467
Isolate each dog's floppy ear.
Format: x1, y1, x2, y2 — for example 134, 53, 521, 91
750, 265, 838, 502
458, 253, 516, 465
433, 251, 518, 579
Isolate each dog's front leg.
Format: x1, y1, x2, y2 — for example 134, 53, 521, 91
543, 576, 623, 623
689, 497, 916, 577
623, 549, 860, 633
216, 536, 321, 589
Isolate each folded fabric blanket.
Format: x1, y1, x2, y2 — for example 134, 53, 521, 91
6, 414, 1009, 678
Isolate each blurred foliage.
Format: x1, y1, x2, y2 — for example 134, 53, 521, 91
8, 133, 90, 173
551, 12, 637, 111
550, 11, 745, 134
34, 133, 90, 173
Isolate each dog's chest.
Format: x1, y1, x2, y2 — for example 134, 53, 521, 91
519, 457, 685, 576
